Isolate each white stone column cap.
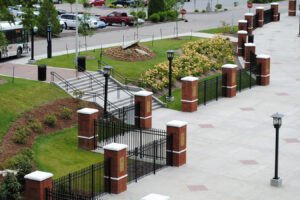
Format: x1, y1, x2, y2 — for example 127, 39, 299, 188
257, 54, 271, 59
245, 13, 255, 16
181, 76, 199, 82
24, 171, 53, 182
104, 143, 128, 151
238, 20, 248, 23
245, 43, 256, 47
134, 90, 153, 97
77, 108, 99, 115
141, 193, 171, 200
167, 120, 188, 128
222, 64, 237, 69
270, 2, 279, 5
256, 7, 264, 10
238, 30, 248, 34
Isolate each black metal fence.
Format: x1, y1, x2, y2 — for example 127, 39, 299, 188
198, 75, 222, 106
253, 13, 259, 30
237, 52, 257, 92
241, 37, 245, 57
264, 8, 274, 24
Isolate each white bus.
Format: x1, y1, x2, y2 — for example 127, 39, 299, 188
0, 22, 29, 59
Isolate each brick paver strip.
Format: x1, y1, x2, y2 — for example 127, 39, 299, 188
284, 138, 300, 143
276, 92, 289, 96
187, 185, 208, 191
240, 107, 255, 111
199, 124, 214, 128
240, 160, 259, 165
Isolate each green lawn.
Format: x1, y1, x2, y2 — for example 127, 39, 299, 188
33, 126, 104, 178
35, 37, 200, 79
0, 76, 69, 144
199, 26, 238, 34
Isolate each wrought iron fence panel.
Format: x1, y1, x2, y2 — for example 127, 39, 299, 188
253, 13, 259, 30
236, 66, 257, 92
264, 8, 274, 24
198, 75, 222, 105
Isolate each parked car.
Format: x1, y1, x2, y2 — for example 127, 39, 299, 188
78, 14, 99, 29
60, 14, 100, 29
128, 15, 144, 25
56, 9, 67, 15
100, 12, 136, 26
89, 0, 105, 7
111, 0, 135, 7
89, 16, 106, 28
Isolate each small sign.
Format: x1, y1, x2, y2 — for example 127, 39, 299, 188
120, 156, 124, 172
247, 2, 253, 9
180, 9, 187, 15
232, 72, 236, 84
180, 132, 185, 147
193, 86, 197, 97
146, 101, 150, 113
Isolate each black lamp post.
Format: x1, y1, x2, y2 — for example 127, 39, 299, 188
166, 50, 175, 102
103, 65, 112, 115
270, 112, 284, 187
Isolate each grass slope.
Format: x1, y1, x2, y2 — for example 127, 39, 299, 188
0, 76, 69, 143
33, 126, 104, 178
199, 26, 238, 34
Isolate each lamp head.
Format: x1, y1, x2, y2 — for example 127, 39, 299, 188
271, 113, 284, 128
167, 50, 175, 61
103, 65, 112, 76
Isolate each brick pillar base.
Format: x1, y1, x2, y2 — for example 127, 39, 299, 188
181, 76, 198, 112
289, 0, 296, 16
134, 91, 153, 129
166, 120, 187, 167
271, 3, 279, 21
222, 64, 237, 98
238, 20, 248, 31
244, 43, 256, 68
245, 13, 254, 35
104, 143, 127, 194
77, 108, 99, 150
256, 7, 264, 27
25, 171, 53, 200
256, 55, 271, 86
237, 31, 247, 56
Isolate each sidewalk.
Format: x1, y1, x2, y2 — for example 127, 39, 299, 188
103, 13, 300, 200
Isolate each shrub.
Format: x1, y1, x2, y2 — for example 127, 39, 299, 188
215, 3, 222, 10
59, 106, 73, 120
108, 4, 116, 8
149, 13, 160, 23
0, 173, 21, 200
83, 1, 89, 8
3, 158, 18, 170
13, 126, 31, 144
78, 101, 88, 109
218, 20, 231, 33
16, 148, 34, 162
234, 1, 238, 6
137, 11, 146, 19
166, 10, 178, 21
45, 113, 56, 127
224, 8, 228, 11
16, 158, 33, 193
148, 0, 165, 17
158, 11, 167, 22
195, 9, 199, 13
28, 118, 42, 133
3, 148, 34, 170
130, 11, 137, 17
202, 9, 206, 13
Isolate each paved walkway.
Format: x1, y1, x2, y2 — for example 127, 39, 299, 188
103, 13, 300, 200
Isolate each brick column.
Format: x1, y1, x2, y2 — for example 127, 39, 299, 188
181, 76, 198, 112
104, 143, 127, 194
289, 0, 296, 16
238, 20, 248, 31
256, 7, 264, 27
244, 43, 256, 68
166, 120, 187, 167
134, 91, 152, 129
25, 171, 53, 200
222, 64, 237, 98
244, 13, 254, 35
77, 108, 99, 150
237, 30, 247, 56
256, 55, 271, 86
271, 3, 279, 21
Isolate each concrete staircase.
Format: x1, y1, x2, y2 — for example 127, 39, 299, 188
54, 71, 165, 112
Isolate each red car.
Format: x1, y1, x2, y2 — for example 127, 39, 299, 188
89, 0, 105, 7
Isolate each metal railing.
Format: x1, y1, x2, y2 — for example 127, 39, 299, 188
198, 75, 222, 106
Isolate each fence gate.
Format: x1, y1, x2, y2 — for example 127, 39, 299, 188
237, 52, 257, 92
198, 75, 222, 106
264, 8, 274, 24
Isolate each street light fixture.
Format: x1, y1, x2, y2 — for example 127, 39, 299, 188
270, 112, 284, 187
103, 65, 112, 115
166, 50, 175, 102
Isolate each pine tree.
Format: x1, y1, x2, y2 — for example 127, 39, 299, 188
148, 0, 165, 17
37, 0, 61, 37
16, 158, 33, 193
0, 173, 21, 200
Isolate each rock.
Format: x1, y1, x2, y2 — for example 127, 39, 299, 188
135, 49, 149, 56
122, 40, 140, 50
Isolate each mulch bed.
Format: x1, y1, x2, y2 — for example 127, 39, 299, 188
0, 79, 8, 84
103, 45, 157, 62
0, 98, 103, 163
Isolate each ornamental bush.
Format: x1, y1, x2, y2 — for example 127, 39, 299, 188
28, 118, 42, 133
13, 126, 31, 144
0, 173, 21, 200
215, 4, 222, 10
137, 11, 146, 19
149, 13, 160, 23
45, 113, 56, 127
59, 106, 73, 120
158, 11, 167, 22
166, 10, 179, 21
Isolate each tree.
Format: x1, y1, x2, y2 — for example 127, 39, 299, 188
78, 13, 95, 51
0, 0, 15, 22
0, 173, 21, 200
148, 0, 165, 17
16, 158, 33, 193
37, 0, 61, 37
0, 32, 7, 47
66, 0, 76, 13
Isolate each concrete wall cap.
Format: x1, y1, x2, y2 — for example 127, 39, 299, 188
245, 13, 255, 16
134, 90, 153, 97
166, 120, 188, 128
77, 108, 99, 115
270, 2, 279, 5
257, 54, 270, 59
222, 64, 237, 69
104, 143, 128, 151
181, 76, 199, 82
141, 193, 171, 200
256, 7, 264, 10
238, 30, 248, 34
238, 20, 248, 23
245, 43, 256, 47
24, 171, 53, 182
0, 169, 18, 176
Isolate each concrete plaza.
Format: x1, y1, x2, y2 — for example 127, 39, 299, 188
104, 13, 300, 200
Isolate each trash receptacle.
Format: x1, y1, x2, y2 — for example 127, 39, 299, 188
38, 65, 47, 81
77, 56, 86, 72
